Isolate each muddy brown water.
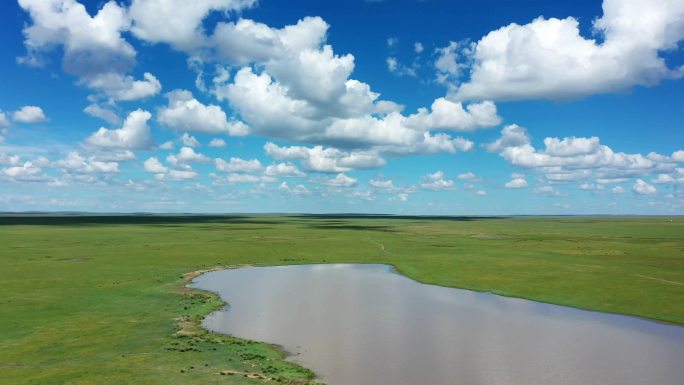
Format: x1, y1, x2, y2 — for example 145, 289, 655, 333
191, 264, 684, 385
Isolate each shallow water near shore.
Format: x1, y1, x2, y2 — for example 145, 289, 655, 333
191, 264, 684, 385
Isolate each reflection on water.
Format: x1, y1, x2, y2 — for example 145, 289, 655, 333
191, 264, 684, 385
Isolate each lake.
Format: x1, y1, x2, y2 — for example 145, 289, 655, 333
191, 264, 684, 385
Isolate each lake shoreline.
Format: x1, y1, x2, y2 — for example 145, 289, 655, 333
191, 264, 684, 385
179, 265, 320, 384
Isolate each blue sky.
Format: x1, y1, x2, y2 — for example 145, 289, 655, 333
0, 0, 683, 214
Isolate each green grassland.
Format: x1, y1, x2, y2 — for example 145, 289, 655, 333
1, 215, 683, 384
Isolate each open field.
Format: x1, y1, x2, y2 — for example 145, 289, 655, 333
1, 215, 683, 384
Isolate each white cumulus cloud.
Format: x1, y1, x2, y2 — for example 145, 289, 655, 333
264, 142, 385, 173
55, 152, 119, 174
180, 133, 200, 148
505, 177, 528, 189
159, 89, 249, 136
13, 106, 46, 123
672, 150, 684, 163
85, 109, 153, 150
167, 147, 210, 167
143, 157, 168, 174
420, 171, 455, 191
86, 72, 162, 102
454, 0, 684, 101
322, 173, 357, 188
279, 181, 311, 196
214, 157, 262, 173
633, 179, 657, 195
209, 138, 227, 147
485, 124, 678, 183
264, 163, 306, 177
405, 99, 501, 132
84, 104, 120, 125
17, 1, 163, 103
129, 0, 257, 51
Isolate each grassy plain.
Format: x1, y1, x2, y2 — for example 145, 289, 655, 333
1, 215, 683, 384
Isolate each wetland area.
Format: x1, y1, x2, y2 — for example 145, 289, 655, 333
2, 215, 683, 384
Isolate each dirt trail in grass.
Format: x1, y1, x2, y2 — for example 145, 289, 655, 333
366, 235, 389, 255
635, 274, 684, 286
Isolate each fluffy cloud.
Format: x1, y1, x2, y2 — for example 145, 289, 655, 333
369, 178, 416, 196
18, 0, 134, 73
405, 99, 501, 132
505, 176, 528, 189
158, 90, 249, 136
180, 133, 200, 148
278, 182, 311, 196
167, 147, 210, 167
386, 57, 417, 77
633, 179, 657, 195
319, 114, 476, 153
85, 109, 153, 150
484, 124, 530, 153
543, 137, 601, 157
55, 151, 119, 174
454, 0, 684, 101
486, 125, 677, 181
209, 16, 485, 159
86, 72, 161, 102
17, 0, 163, 103
486, 124, 679, 194
370, 178, 397, 192
264, 142, 385, 173
214, 157, 262, 173
212, 16, 328, 66
651, 174, 676, 184
160, 169, 198, 180
143, 157, 168, 174
223, 66, 482, 155
212, 17, 361, 117
12, 106, 46, 123
264, 163, 306, 177
435, 41, 461, 84
221, 68, 317, 137
3, 161, 40, 177
143, 156, 198, 180
350, 190, 375, 201
673, 150, 684, 163
209, 138, 227, 147
0, 153, 21, 166
84, 104, 120, 125
322, 173, 357, 187
386, 57, 397, 72
129, 0, 256, 51
99, 149, 135, 161
420, 171, 455, 191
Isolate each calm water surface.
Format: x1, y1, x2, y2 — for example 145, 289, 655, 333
191, 264, 684, 385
